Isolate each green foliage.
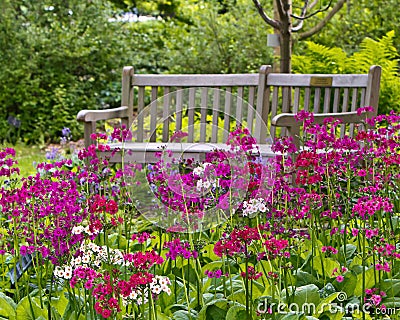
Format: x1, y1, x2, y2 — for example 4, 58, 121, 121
162, 0, 274, 74
292, 31, 400, 114
308, 0, 400, 54
0, 0, 131, 144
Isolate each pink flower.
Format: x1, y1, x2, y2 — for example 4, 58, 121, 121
336, 275, 344, 283
170, 130, 188, 143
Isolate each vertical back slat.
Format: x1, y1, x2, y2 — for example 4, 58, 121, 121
188, 88, 196, 143
247, 87, 255, 133
281, 87, 291, 136
254, 65, 270, 143
323, 88, 331, 113
349, 88, 359, 136
223, 87, 232, 142
200, 88, 208, 142
304, 88, 311, 111
360, 88, 366, 107
270, 86, 280, 139
137, 86, 145, 142
282, 87, 290, 113
313, 88, 321, 113
340, 88, 350, 137
236, 86, 244, 125
162, 87, 170, 142
293, 87, 301, 114
211, 89, 220, 143
149, 87, 158, 142
175, 87, 183, 132
332, 88, 340, 113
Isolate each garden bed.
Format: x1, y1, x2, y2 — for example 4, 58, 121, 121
0, 109, 399, 320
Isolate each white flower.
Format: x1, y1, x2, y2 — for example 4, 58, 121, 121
82, 254, 90, 264
193, 167, 204, 176
151, 285, 162, 295
196, 180, 203, 191
72, 256, 82, 266
64, 266, 73, 279
203, 180, 211, 189
55, 267, 65, 278
71, 226, 84, 235
164, 287, 172, 295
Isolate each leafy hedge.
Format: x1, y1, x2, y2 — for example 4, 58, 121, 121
0, 0, 131, 144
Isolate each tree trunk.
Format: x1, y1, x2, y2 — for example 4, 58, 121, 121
279, 0, 292, 73
280, 30, 291, 73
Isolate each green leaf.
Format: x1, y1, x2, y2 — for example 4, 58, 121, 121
15, 297, 47, 320
354, 268, 376, 296
201, 261, 223, 275
225, 305, 247, 320
339, 244, 357, 261
294, 269, 318, 287
227, 289, 246, 305
206, 305, 227, 320
313, 292, 339, 317
172, 310, 191, 320
280, 313, 301, 320
51, 292, 69, 317
282, 284, 321, 309
380, 279, 400, 297
312, 256, 340, 278
0, 297, 16, 320
335, 271, 357, 298
381, 297, 400, 309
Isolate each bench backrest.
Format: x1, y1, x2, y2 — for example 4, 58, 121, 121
121, 65, 381, 145
121, 66, 270, 145
266, 65, 381, 139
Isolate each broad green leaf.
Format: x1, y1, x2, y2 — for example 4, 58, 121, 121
381, 297, 400, 309
336, 271, 357, 297
380, 279, 400, 297
201, 261, 223, 275
225, 305, 248, 320
227, 289, 246, 305
339, 244, 357, 261
0, 297, 16, 320
202, 244, 220, 261
280, 313, 301, 320
294, 269, 318, 287
206, 305, 227, 320
312, 256, 340, 278
51, 292, 69, 317
313, 292, 339, 317
354, 268, 376, 296
282, 284, 321, 308
15, 297, 47, 320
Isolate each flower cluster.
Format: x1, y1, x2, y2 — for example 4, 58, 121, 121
164, 238, 198, 260
214, 226, 261, 257
241, 266, 262, 280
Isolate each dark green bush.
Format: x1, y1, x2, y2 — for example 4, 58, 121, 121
0, 0, 130, 144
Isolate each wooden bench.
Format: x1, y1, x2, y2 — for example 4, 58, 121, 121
77, 65, 381, 162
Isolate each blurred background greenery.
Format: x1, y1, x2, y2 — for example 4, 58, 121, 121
1, 0, 399, 145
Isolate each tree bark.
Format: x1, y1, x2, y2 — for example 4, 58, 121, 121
279, 0, 292, 73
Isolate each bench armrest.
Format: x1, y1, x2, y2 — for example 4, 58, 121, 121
271, 111, 367, 149
271, 111, 366, 128
77, 106, 130, 147
77, 106, 129, 123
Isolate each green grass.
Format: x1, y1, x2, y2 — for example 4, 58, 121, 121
2, 142, 46, 177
